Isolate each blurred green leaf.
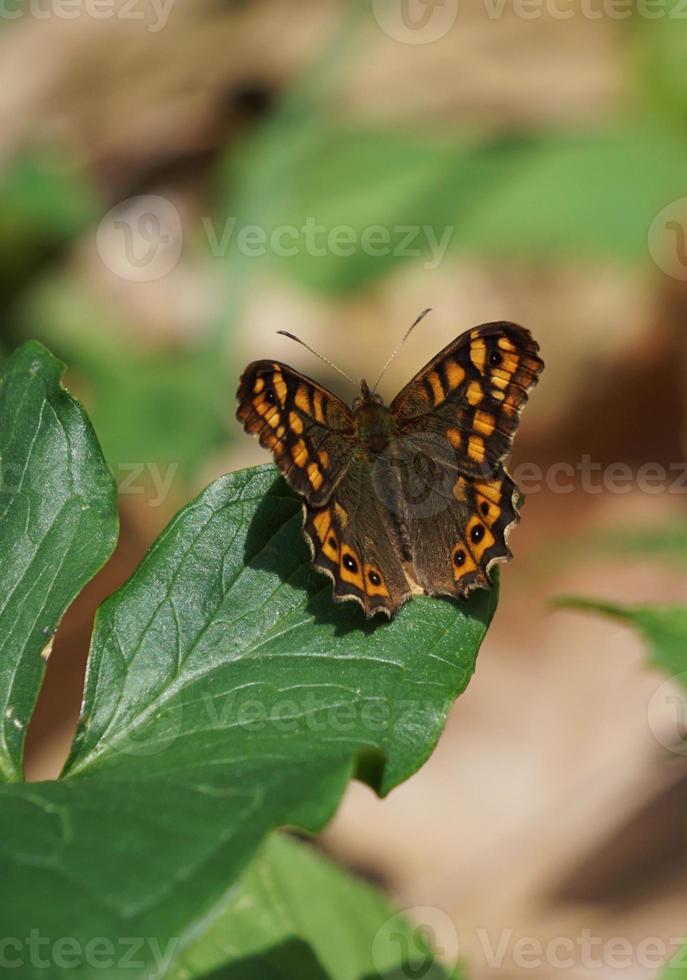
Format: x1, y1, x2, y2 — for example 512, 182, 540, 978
585, 523, 687, 566
0, 154, 100, 311
555, 597, 687, 678
634, 0, 687, 125
663, 944, 687, 979
1, 459, 495, 978
218, 121, 460, 294
450, 126, 687, 261
170, 833, 451, 980
0, 342, 117, 781
0, 154, 98, 238
217, 120, 687, 296
18, 277, 229, 479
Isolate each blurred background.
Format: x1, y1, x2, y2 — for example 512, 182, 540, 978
4, 0, 687, 975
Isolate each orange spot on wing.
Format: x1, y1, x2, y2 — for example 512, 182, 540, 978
444, 359, 465, 389
307, 462, 324, 490
289, 411, 304, 435
468, 435, 485, 463
295, 385, 311, 414
313, 389, 326, 424
428, 371, 445, 404
470, 339, 487, 373
340, 547, 364, 589
365, 564, 389, 598
465, 516, 495, 561
272, 368, 288, 406
452, 543, 477, 579
474, 411, 495, 437
447, 428, 462, 449
466, 382, 483, 406
291, 439, 308, 467
334, 502, 349, 527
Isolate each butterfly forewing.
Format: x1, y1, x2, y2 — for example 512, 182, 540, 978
236, 360, 355, 506
390, 322, 543, 479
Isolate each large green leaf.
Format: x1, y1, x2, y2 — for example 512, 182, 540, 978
170, 832, 452, 980
0, 462, 495, 978
0, 342, 118, 781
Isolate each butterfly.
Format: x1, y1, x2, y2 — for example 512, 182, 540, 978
236, 321, 543, 619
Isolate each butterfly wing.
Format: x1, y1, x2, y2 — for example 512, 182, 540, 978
302, 459, 412, 618
386, 321, 543, 599
395, 464, 521, 599
390, 322, 543, 479
236, 360, 356, 506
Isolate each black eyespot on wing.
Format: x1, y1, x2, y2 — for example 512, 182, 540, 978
480, 501, 490, 517
328, 536, 337, 549
453, 549, 466, 567
471, 524, 485, 544
343, 554, 358, 573
264, 388, 276, 405
489, 350, 502, 367
369, 570, 381, 586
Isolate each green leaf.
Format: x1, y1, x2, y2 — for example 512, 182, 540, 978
170, 832, 451, 980
449, 126, 687, 261
0, 153, 98, 239
1, 463, 495, 977
218, 121, 461, 294
0, 341, 118, 782
554, 597, 687, 679
218, 120, 687, 297
17, 278, 229, 479
663, 944, 687, 979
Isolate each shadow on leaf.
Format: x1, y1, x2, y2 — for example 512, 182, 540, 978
244, 473, 380, 637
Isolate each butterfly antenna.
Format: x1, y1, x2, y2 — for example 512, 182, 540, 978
372, 307, 432, 393
277, 330, 353, 384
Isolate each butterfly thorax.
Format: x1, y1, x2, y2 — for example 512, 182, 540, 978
353, 380, 391, 456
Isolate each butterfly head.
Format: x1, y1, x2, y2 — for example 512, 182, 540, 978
353, 378, 384, 411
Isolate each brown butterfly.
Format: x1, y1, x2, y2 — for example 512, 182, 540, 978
236, 320, 543, 618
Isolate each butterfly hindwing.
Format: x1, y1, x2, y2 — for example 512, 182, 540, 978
303, 460, 412, 618
390, 322, 543, 479
397, 466, 520, 599
236, 360, 355, 506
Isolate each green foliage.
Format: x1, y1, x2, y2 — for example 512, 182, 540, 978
663, 945, 687, 979
0, 342, 491, 978
555, 598, 687, 679
218, 120, 687, 297
0, 342, 118, 781
170, 833, 451, 980
18, 279, 230, 480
